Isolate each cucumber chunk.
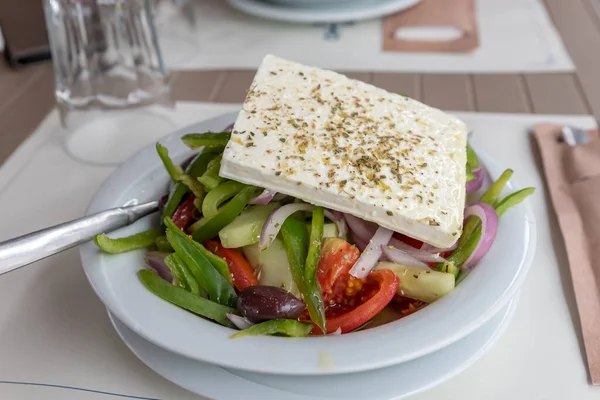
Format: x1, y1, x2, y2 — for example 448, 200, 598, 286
218, 203, 280, 248
243, 238, 300, 298
307, 222, 339, 239
374, 262, 455, 303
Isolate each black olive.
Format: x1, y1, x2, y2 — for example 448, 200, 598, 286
237, 286, 306, 323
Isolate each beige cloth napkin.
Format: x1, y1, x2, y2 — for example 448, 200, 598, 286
533, 124, 600, 385
382, 0, 479, 53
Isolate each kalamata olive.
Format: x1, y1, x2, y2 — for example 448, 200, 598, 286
237, 286, 306, 323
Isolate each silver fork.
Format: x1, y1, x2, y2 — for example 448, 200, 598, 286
0, 201, 159, 276
561, 125, 590, 146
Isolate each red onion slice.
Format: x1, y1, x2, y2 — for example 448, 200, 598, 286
344, 213, 377, 242
419, 241, 458, 254
324, 210, 348, 238
387, 238, 445, 262
349, 227, 393, 279
249, 189, 277, 205
226, 313, 254, 330
463, 203, 499, 269
346, 213, 447, 261
466, 168, 484, 194
352, 235, 369, 252
388, 237, 421, 252
381, 246, 431, 269
259, 203, 315, 249
145, 252, 174, 283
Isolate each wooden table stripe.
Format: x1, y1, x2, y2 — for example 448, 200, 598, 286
0, 65, 48, 117
524, 73, 590, 115
372, 73, 422, 100
342, 72, 374, 84
213, 71, 256, 103
0, 64, 55, 164
421, 74, 476, 111
471, 75, 532, 114
583, 0, 600, 29
171, 71, 223, 102
543, 0, 600, 118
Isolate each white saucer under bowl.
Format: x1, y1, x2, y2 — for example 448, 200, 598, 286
227, 0, 421, 24
108, 295, 518, 400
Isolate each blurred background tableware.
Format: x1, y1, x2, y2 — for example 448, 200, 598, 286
43, 0, 175, 165
227, 0, 421, 24
153, 0, 200, 67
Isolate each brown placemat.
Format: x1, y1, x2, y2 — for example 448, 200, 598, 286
533, 124, 600, 385
383, 0, 479, 53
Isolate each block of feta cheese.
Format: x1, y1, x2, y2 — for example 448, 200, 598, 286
220, 55, 467, 248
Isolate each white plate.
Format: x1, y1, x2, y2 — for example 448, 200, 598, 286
227, 0, 420, 24
81, 111, 536, 375
108, 295, 518, 400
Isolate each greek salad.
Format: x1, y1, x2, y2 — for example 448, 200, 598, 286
94, 127, 533, 338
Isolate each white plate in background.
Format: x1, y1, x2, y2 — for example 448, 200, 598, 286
227, 0, 420, 24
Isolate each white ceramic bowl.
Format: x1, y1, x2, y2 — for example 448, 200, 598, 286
80, 112, 536, 375
107, 294, 519, 400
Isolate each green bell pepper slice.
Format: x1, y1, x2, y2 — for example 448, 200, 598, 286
281, 217, 327, 333
202, 181, 247, 219
190, 186, 257, 243
198, 154, 224, 191
162, 150, 219, 220
230, 319, 312, 338
192, 240, 233, 285
304, 207, 326, 331
495, 187, 535, 217
165, 217, 237, 307
438, 259, 460, 276
179, 174, 205, 200
181, 132, 231, 150
156, 143, 205, 200
466, 143, 479, 170
165, 253, 202, 295
305, 207, 324, 283
163, 253, 187, 290
94, 229, 161, 254
162, 185, 188, 222
156, 143, 183, 182
480, 169, 513, 205
138, 269, 235, 328
155, 235, 173, 252
466, 164, 476, 181
440, 185, 534, 277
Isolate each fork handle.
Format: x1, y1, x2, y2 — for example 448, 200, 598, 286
0, 201, 159, 276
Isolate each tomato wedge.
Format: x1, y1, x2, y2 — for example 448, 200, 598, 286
204, 240, 258, 291
314, 269, 399, 334
171, 195, 196, 230
317, 238, 360, 305
391, 294, 428, 316
393, 232, 423, 249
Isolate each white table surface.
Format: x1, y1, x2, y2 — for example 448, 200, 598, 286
0, 102, 599, 400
